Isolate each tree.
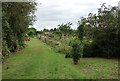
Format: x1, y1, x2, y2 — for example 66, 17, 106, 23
58, 22, 72, 39
83, 3, 119, 58
27, 27, 37, 37
36, 31, 43, 35
2, 2, 37, 56
43, 28, 48, 32
78, 23, 84, 41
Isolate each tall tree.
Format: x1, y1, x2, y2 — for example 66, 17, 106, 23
2, 2, 37, 56
58, 22, 72, 39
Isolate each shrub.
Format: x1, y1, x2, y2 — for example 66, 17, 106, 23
56, 44, 66, 53
71, 40, 81, 64
48, 34, 54, 38
83, 32, 119, 58
47, 40, 59, 47
64, 46, 72, 58
2, 40, 10, 57
81, 3, 119, 58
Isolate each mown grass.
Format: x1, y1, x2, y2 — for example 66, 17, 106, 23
2, 38, 118, 79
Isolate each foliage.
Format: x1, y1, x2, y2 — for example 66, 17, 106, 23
83, 32, 119, 57
27, 27, 37, 37
58, 22, 73, 39
71, 40, 81, 64
77, 19, 85, 59
81, 3, 119, 58
47, 40, 59, 47
2, 40, 10, 57
64, 46, 72, 58
78, 24, 84, 41
39, 3, 119, 59
77, 17, 85, 41
56, 44, 72, 55
2, 2, 36, 57
36, 30, 43, 35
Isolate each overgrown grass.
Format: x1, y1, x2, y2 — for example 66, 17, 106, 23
2, 38, 118, 79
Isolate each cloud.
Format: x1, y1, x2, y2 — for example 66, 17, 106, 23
32, 0, 119, 31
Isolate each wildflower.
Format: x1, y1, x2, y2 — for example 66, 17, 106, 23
104, 26, 107, 28
110, 23, 112, 25
101, 25, 103, 28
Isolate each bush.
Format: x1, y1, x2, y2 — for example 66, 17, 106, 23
64, 46, 72, 58
56, 44, 66, 53
83, 32, 119, 58
81, 3, 119, 58
47, 40, 59, 47
48, 34, 54, 38
2, 40, 10, 57
71, 40, 81, 64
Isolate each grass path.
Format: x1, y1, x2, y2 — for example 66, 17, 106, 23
2, 38, 118, 79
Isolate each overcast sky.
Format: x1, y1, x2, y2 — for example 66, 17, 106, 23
33, 0, 120, 31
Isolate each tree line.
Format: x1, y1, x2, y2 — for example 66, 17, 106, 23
2, 2, 37, 57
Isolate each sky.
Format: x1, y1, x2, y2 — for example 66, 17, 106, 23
32, 0, 120, 31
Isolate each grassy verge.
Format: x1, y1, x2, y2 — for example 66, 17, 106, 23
2, 38, 118, 79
